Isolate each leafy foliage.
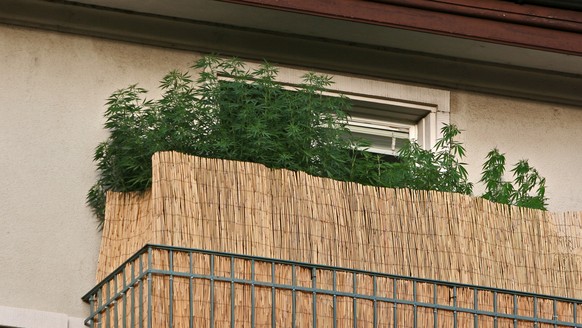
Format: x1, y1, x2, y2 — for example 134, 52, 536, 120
88, 56, 548, 227
88, 56, 356, 226
481, 149, 547, 210
194, 59, 354, 176
398, 124, 472, 194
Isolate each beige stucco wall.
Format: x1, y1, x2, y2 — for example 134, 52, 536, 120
451, 91, 582, 212
0, 24, 198, 320
1, 21, 581, 323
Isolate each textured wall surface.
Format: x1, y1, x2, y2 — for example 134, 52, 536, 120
0, 24, 197, 319
451, 91, 582, 212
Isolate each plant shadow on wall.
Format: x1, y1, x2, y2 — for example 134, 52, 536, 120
87, 56, 548, 228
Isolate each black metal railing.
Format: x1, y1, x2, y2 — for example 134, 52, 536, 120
83, 244, 581, 327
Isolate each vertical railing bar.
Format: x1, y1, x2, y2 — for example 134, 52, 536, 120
473, 288, 478, 328
139, 255, 143, 328
333, 270, 337, 328
272, 262, 276, 328
210, 254, 215, 328
574, 302, 578, 325
189, 251, 194, 328
230, 256, 235, 328
292, 264, 296, 328
114, 274, 119, 328
533, 296, 538, 328
312, 267, 317, 328
353, 272, 357, 328
513, 294, 518, 328
453, 286, 458, 328
534, 296, 538, 327
373, 275, 378, 328
553, 298, 558, 328
251, 259, 255, 328
106, 279, 111, 328
393, 278, 398, 328
493, 291, 498, 328
433, 283, 438, 328
147, 248, 153, 328
131, 260, 135, 328
89, 296, 95, 328
88, 293, 95, 328
122, 267, 127, 328
169, 250, 174, 328
98, 288, 103, 328
413, 280, 418, 328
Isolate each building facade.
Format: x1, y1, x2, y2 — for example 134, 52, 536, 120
0, 0, 581, 326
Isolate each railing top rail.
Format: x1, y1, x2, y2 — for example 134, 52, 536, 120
82, 243, 582, 303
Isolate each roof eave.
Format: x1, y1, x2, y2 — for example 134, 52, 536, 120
218, 0, 582, 56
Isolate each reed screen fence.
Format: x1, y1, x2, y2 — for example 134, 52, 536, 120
97, 152, 582, 299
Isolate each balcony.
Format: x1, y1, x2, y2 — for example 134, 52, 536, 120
84, 152, 582, 326
83, 244, 581, 327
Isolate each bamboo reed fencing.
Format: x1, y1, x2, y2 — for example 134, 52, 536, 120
97, 151, 582, 300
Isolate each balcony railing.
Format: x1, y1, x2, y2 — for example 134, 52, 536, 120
83, 244, 581, 327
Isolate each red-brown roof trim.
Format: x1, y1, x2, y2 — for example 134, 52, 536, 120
219, 0, 582, 55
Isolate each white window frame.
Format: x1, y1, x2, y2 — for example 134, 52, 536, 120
222, 62, 450, 154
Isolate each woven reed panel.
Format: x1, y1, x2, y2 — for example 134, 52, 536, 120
96, 151, 582, 299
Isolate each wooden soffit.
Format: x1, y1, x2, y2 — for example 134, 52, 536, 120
219, 0, 582, 55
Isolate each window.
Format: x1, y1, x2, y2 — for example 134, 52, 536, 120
219, 63, 450, 156
346, 97, 427, 156
271, 66, 451, 155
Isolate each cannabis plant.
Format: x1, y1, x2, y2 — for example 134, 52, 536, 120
88, 56, 548, 227
88, 56, 356, 226
193, 58, 354, 177
481, 149, 547, 210
397, 124, 472, 194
